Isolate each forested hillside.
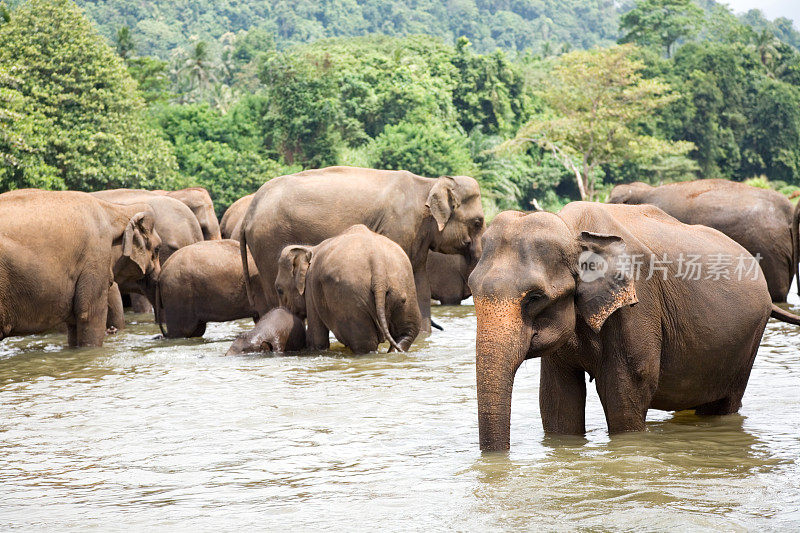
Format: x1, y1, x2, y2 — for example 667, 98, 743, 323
2, 0, 800, 217
73, 0, 625, 58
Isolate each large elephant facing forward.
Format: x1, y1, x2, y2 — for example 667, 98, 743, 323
608, 179, 800, 302
0, 190, 161, 347
240, 167, 485, 331
469, 202, 800, 451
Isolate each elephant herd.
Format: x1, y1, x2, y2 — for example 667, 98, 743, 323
0, 167, 484, 355
2, 169, 800, 450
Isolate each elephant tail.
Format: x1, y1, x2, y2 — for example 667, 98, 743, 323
240, 224, 254, 309
792, 200, 800, 296
154, 281, 167, 337
372, 268, 403, 353
771, 304, 800, 326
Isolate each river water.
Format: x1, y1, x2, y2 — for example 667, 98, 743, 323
2, 296, 800, 530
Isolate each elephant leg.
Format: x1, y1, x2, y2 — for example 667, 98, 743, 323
106, 283, 125, 332
539, 355, 587, 435
343, 321, 380, 354
189, 322, 206, 338
306, 307, 330, 351
696, 330, 759, 416
67, 323, 78, 347
413, 268, 432, 333
594, 350, 658, 434
165, 311, 205, 338
695, 395, 744, 416
130, 293, 153, 314
395, 333, 416, 352
73, 278, 109, 347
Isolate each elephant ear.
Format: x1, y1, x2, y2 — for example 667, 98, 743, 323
123, 211, 156, 275
426, 176, 460, 232
288, 246, 312, 296
575, 231, 638, 332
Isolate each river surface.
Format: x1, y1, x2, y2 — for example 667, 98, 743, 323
2, 295, 800, 530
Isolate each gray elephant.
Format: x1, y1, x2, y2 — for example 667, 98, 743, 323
0, 190, 161, 347
608, 179, 800, 302
275, 225, 422, 353
155, 240, 267, 338
469, 202, 800, 451
92, 189, 204, 313
427, 251, 472, 305
155, 187, 222, 241
220, 193, 253, 240
226, 307, 306, 355
240, 167, 485, 331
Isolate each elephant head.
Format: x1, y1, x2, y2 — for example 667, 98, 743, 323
427, 176, 485, 265
275, 245, 312, 319
468, 211, 637, 451
607, 182, 653, 204
115, 211, 162, 286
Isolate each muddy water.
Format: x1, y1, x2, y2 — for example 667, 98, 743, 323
1, 297, 800, 530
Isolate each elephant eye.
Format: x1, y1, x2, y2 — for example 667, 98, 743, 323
522, 290, 548, 315
523, 290, 546, 302
473, 217, 484, 229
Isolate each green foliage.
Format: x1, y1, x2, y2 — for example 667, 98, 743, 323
371, 121, 476, 178
655, 40, 800, 183
508, 44, 696, 200
256, 35, 531, 165
451, 37, 531, 136
127, 56, 171, 105
0, 63, 47, 186
153, 97, 300, 213
5, 0, 800, 214
620, 0, 704, 57
115, 25, 134, 60
743, 175, 770, 189
0, 0, 180, 192
71, 0, 623, 59
739, 9, 800, 50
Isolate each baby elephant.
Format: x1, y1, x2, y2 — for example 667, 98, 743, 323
226, 307, 306, 355
157, 240, 266, 337
275, 224, 421, 353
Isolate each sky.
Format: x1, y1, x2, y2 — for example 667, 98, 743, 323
723, 0, 800, 27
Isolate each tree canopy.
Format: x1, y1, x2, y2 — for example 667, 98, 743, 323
620, 0, 704, 57
3, 0, 800, 212
0, 0, 180, 192
508, 45, 696, 200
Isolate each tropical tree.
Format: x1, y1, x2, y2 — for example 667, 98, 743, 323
175, 40, 219, 98
619, 0, 704, 58
0, 0, 179, 192
507, 45, 695, 200
115, 25, 134, 60
371, 120, 476, 178
0, 65, 29, 170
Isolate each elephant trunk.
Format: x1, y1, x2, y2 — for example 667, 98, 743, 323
474, 297, 528, 452
466, 229, 483, 272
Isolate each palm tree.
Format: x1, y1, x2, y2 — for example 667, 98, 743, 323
115, 26, 134, 60
753, 29, 780, 77
177, 41, 219, 95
